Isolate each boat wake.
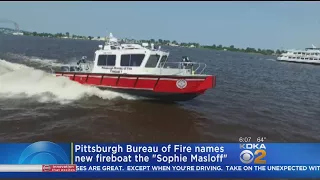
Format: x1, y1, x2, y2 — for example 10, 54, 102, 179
265, 58, 276, 61
0, 59, 137, 104
1, 53, 67, 68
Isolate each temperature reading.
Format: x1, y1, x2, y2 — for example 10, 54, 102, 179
257, 137, 266, 142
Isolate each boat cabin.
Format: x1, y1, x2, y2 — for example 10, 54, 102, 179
277, 44, 320, 63
57, 33, 206, 76
91, 41, 172, 75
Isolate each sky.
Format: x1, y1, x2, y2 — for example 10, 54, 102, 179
0, 1, 320, 50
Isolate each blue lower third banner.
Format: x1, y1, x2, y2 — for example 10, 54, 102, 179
1, 142, 320, 178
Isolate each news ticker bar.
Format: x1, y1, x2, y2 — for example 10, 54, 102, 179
1, 164, 320, 172
0, 165, 76, 172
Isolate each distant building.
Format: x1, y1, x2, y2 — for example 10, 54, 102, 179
169, 43, 179, 47
12, 32, 24, 36
92, 36, 106, 41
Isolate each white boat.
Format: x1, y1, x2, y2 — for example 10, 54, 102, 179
51, 33, 216, 101
277, 45, 320, 64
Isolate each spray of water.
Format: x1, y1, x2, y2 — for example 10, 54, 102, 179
0, 59, 136, 104
3, 53, 66, 67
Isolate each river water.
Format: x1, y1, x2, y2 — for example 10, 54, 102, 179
0, 34, 319, 145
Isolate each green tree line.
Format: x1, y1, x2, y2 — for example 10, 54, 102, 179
202, 44, 284, 55
20, 30, 283, 56
23, 31, 91, 40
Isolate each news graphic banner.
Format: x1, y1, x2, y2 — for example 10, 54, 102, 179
1, 141, 320, 178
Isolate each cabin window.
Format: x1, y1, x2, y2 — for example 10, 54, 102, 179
292, 57, 296, 59
302, 53, 305, 55
158, 55, 168, 67
97, 55, 116, 66
145, 55, 160, 68
311, 53, 314, 55
298, 52, 301, 54
121, 55, 130, 66
120, 54, 145, 67
107, 55, 116, 66
310, 58, 313, 60
131, 54, 145, 66
306, 53, 310, 55
293, 52, 297, 54
97, 55, 106, 66
316, 53, 319, 56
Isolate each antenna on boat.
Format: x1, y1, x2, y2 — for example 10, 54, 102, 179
107, 32, 118, 45
104, 31, 110, 44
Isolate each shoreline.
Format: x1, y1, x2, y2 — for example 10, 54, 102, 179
0, 28, 281, 56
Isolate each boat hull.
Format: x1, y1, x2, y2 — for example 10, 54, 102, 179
277, 58, 320, 65
97, 87, 201, 101
55, 72, 216, 101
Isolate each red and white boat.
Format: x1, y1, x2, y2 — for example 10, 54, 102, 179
52, 33, 216, 101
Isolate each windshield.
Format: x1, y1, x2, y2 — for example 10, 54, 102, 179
158, 55, 168, 67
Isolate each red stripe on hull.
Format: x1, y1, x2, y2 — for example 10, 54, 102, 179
154, 79, 203, 93
117, 77, 137, 88
56, 72, 215, 96
135, 78, 158, 89
86, 75, 102, 85
74, 74, 88, 84
101, 76, 118, 86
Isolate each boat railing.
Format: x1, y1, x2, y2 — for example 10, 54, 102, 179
158, 62, 207, 75
48, 63, 93, 73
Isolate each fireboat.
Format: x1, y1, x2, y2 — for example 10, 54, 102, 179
51, 33, 216, 101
